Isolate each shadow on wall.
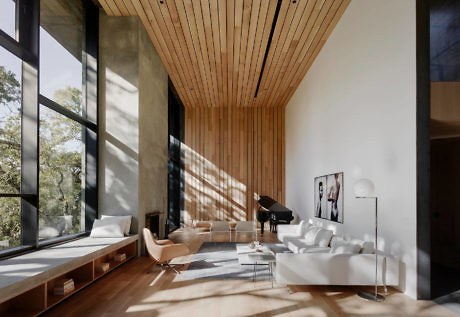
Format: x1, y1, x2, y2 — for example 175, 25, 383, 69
182, 143, 251, 225
99, 65, 140, 233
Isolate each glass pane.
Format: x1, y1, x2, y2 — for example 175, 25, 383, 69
39, 105, 84, 240
40, 0, 84, 115
0, 0, 16, 40
0, 45, 22, 194
0, 197, 21, 251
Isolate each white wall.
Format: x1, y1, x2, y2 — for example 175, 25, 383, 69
285, 0, 417, 298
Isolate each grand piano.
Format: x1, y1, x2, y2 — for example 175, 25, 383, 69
256, 195, 294, 234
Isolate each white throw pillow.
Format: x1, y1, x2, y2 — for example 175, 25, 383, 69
296, 220, 305, 235
330, 240, 360, 254
90, 218, 124, 238
330, 236, 343, 249
296, 220, 311, 236
316, 229, 334, 247
101, 215, 132, 235
361, 241, 375, 254
303, 226, 322, 245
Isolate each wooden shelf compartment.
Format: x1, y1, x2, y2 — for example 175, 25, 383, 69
93, 241, 136, 280
46, 261, 94, 309
0, 236, 138, 316
0, 283, 46, 317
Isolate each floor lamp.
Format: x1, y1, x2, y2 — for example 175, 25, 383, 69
353, 178, 385, 302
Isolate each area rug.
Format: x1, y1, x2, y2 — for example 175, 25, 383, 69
181, 242, 290, 280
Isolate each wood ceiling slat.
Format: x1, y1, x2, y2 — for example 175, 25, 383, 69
246, 0, 278, 106
99, 0, 114, 16
253, 0, 294, 107
226, 0, 235, 107
257, 0, 310, 107
192, 0, 217, 107
148, 0, 199, 107
280, 0, 350, 107
164, 1, 204, 106
269, 0, 336, 107
239, 0, 260, 108
263, 0, 317, 107
209, 0, 223, 107
218, 0, 227, 108
175, 0, 212, 108
188, 0, 216, 107
121, 0, 137, 15
98, 0, 348, 109
235, 0, 252, 107
114, 0, 129, 16
201, 0, 220, 107
155, 0, 202, 106
242, 0, 268, 107
105, 0, 121, 15
133, 0, 192, 107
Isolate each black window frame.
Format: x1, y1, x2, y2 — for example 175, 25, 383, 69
0, 0, 98, 258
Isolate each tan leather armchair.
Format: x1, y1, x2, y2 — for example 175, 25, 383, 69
143, 228, 190, 273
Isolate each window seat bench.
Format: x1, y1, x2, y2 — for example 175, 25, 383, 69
0, 235, 138, 316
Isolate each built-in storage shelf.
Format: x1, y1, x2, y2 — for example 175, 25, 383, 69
0, 239, 137, 316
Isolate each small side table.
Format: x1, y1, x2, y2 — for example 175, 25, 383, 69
247, 252, 276, 287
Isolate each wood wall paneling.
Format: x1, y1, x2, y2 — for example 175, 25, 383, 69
183, 107, 284, 223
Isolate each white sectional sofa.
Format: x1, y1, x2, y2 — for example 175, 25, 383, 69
275, 221, 399, 287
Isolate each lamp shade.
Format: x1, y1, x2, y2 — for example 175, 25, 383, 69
353, 178, 375, 197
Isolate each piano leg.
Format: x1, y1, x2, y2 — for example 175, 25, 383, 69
260, 221, 264, 235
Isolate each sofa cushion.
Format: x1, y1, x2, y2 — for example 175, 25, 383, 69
361, 241, 375, 254
299, 245, 331, 254
296, 220, 311, 236
330, 239, 360, 254
278, 232, 301, 244
303, 226, 322, 244
287, 239, 310, 254
316, 229, 334, 247
348, 238, 375, 254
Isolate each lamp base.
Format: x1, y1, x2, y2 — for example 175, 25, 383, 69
357, 291, 385, 302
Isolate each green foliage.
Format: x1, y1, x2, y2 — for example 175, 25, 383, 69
0, 66, 83, 250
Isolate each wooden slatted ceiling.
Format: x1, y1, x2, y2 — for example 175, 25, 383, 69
99, 0, 350, 108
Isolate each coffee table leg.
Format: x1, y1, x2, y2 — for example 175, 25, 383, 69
270, 262, 273, 288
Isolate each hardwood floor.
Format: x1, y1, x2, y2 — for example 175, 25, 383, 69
45, 228, 457, 317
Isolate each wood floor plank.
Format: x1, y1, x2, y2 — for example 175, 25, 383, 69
44, 228, 457, 317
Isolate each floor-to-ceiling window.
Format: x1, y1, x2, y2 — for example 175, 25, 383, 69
0, 0, 98, 255
168, 80, 184, 233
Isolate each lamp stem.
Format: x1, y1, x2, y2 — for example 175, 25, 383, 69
375, 197, 378, 299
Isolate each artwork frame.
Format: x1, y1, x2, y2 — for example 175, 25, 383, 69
314, 172, 344, 223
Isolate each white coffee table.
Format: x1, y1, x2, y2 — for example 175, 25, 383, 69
236, 244, 270, 255
247, 252, 276, 287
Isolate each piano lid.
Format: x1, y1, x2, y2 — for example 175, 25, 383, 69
257, 195, 291, 212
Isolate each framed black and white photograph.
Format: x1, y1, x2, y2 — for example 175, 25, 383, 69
314, 176, 327, 219
314, 172, 344, 223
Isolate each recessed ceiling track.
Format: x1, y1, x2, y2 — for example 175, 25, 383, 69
254, 0, 283, 99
